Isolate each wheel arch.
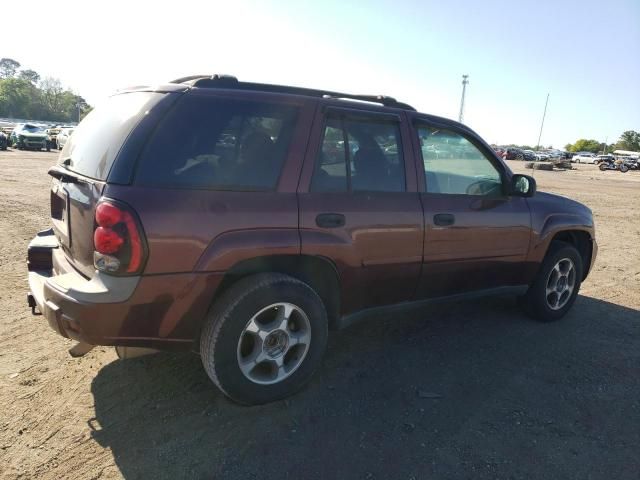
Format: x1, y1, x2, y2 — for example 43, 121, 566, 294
549, 230, 593, 280
208, 254, 341, 331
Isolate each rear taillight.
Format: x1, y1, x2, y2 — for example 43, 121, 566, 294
93, 199, 147, 275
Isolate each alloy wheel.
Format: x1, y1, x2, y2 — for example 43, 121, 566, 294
236, 302, 311, 385
545, 258, 576, 310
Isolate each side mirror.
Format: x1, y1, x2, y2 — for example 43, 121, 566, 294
509, 174, 536, 197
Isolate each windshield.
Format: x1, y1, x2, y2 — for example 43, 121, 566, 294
60, 92, 163, 180
23, 124, 46, 133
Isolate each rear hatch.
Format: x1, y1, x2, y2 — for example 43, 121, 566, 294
50, 91, 167, 278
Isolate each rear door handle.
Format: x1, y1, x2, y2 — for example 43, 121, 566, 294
433, 213, 455, 226
316, 213, 346, 228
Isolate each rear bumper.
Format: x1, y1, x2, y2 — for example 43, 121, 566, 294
27, 230, 224, 350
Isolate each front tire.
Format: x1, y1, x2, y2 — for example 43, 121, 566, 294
520, 241, 583, 322
200, 273, 328, 405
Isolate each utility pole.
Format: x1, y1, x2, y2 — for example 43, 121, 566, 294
458, 74, 469, 123
76, 102, 81, 123
603, 136, 608, 154
535, 93, 549, 151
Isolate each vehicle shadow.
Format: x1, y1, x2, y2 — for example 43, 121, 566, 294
90, 295, 640, 480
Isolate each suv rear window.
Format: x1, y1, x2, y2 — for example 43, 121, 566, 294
135, 95, 299, 190
60, 92, 163, 180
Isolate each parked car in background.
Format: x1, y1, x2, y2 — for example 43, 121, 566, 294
1, 126, 14, 137
27, 75, 597, 405
544, 151, 565, 160
46, 126, 62, 148
503, 147, 525, 160
10, 124, 51, 151
55, 128, 74, 149
546, 150, 571, 160
532, 151, 550, 161
572, 152, 597, 163
0, 131, 7, 150
522, 150, 537, 161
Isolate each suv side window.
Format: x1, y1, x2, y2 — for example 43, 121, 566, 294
136, 95, 299, 190
311, 116, 405, 192
417, 125, 503, 196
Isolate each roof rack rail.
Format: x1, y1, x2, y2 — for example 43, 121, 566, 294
170, 74, 238, 85
171, 74, 415, 111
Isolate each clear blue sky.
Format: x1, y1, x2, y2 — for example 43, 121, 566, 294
3, 0, 639, 147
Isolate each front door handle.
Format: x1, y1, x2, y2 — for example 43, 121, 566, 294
434, 213, 455, 226
316, 213, 346, 228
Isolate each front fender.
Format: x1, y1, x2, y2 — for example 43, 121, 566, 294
528, 212, 594, 263
521, 192, 596, 283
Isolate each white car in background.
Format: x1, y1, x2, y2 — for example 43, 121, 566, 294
572, 152, 597, 163
56, 128, 74, 149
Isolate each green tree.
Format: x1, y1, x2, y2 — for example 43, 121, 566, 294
0, 78, 40, 118
0, 58, 21, 78
18, 69, 40, 85
0, 59, 89, 122
567, 139, 601, 153
40, 77, 65, 115
615, 130, 640, 151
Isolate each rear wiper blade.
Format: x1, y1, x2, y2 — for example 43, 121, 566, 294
47, 165, 89, 184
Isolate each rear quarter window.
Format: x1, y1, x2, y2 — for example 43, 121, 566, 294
61, 92, 163, 180
134, 95, 299, 190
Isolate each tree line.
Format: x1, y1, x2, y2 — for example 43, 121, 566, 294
564, 131, 640, 154
502, 131, 639, 154
0, 58, 91, 123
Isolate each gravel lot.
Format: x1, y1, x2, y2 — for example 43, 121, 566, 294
1, 150, 639, 479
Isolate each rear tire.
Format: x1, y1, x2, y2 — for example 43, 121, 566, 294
520, 241, 583, 322
200, 273, 328, 405
619, 164, 629, 173
599, 163, 607, 171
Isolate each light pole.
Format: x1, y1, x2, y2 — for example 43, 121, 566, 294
535, 93, 549, 151
458, 74, 469, 123
76, 102, 81, 123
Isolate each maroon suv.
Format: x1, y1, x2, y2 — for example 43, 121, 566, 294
27, 75, 597, 405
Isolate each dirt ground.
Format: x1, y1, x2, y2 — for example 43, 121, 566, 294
0, 150, 638, 480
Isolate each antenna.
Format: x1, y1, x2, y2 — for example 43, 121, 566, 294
458, 74, 469, 123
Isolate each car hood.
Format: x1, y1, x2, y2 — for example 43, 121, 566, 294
535, 191, 593, 219
20, 132, 47, 138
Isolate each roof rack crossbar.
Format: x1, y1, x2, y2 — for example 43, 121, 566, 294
174, 75, 415, 111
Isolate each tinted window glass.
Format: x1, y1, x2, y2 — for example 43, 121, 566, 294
418, 126, 502, 196
136, 95, 298, 190
310, 119, 347, 192
61, 92, 162, 180
311, 116, 405, 192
